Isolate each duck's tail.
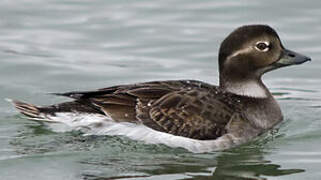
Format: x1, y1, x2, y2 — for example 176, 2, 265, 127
5, 98, 105, 123
6, 98, 43, 119
5, 98, 114, 133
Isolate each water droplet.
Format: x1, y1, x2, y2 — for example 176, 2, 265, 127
147, 102, 152, 107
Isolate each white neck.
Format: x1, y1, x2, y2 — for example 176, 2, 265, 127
224, 80, 269, 98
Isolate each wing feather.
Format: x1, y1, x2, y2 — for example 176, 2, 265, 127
52, 80, 235, 140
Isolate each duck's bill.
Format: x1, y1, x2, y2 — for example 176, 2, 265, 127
275, 49, 311, 67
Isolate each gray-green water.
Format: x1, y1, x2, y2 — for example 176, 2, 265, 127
1, 0, 320, 179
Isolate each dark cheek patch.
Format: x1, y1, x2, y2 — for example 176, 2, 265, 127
247, 53, 268, 68
262, 52, 276, 66
267, 45, 283, 65
267, 40, 283, 64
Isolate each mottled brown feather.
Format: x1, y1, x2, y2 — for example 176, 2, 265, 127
54, 80, 240, 140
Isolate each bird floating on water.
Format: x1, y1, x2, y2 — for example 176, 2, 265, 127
8, 25, 311, 153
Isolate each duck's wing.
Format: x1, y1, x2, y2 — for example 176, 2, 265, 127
55, 80, 235, 140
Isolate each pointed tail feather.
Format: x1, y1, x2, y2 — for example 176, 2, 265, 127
6, 98, 43, 119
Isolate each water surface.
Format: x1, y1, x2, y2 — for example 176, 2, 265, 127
1, 0, 321, 179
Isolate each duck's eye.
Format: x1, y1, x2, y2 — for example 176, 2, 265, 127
255, 41, 270, 52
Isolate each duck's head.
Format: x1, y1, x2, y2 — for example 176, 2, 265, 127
218, 24, 311, 98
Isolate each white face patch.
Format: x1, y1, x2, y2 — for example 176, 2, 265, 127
225, 80, 268, 98
226, 40, 271, 61
226, 46, 253, 60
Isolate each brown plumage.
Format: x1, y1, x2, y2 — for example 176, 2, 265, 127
8, 24, 311, 152
45, 80, 241, 140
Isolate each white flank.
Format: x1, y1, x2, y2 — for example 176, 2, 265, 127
42, 112, 249, 153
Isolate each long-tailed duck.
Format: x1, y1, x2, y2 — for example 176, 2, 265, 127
8, 25, 311, 153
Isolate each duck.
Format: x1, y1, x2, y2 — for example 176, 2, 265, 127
8, 25, 311, 153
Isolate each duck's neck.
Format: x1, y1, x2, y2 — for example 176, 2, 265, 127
220, 76, 283, 130
220, 77, 271, 98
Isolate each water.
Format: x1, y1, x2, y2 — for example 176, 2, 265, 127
0, 0, 320, 179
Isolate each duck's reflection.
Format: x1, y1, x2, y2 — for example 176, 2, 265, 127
81, 140, 304, 180
195, 148, 304, 180
10, 123, 305, 180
